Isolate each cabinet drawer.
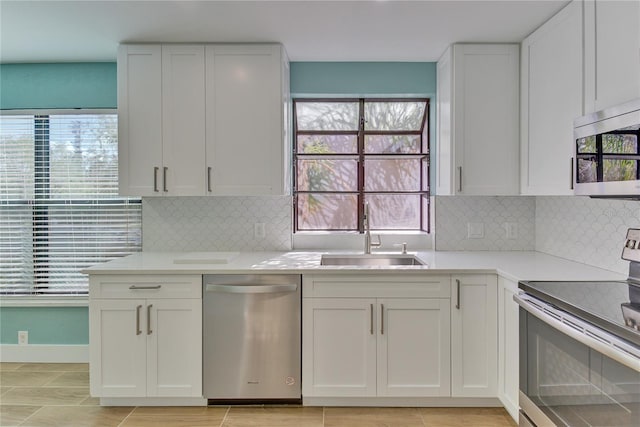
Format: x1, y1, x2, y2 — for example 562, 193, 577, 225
90, 275, 202, 299
303, 274, 451, 298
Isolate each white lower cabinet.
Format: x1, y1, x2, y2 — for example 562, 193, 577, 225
302, 275, 451, 399
451, 274, 498, 397
498, 276, 520, 420
89, 275, 202, 399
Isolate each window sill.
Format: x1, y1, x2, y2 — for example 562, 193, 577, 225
0, 295, 88, 308
293, 230, 433, 251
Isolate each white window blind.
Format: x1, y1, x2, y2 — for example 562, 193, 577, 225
0, 112, 141, 295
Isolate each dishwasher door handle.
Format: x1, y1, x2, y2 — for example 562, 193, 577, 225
205, 283, 298, 294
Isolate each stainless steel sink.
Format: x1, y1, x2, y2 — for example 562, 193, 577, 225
320, 254, 425, 266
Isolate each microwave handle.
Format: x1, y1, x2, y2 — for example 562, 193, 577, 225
570, 157, 574, 190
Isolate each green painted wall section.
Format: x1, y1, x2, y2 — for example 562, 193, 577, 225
290, 62, 436, 96
0, 62, 117, 110
0, 307, 89, 344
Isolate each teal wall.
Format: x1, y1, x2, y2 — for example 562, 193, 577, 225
290, 62, 436, 96
0, 62, 111, 345
0, 62, 117, 110
0, 307, 88, 345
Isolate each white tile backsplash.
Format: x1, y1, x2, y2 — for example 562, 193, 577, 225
434, 196, 536, 251
142, 196, 292, 252
535, 196, 640, 274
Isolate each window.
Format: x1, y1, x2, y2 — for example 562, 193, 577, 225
0, 112, 141, 295
293, 99, 429, 232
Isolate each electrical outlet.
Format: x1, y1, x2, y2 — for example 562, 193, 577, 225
18, 331, 28, 345
467, 222, 484, 239
254, 222, 266, 239
505, 222, 518, 239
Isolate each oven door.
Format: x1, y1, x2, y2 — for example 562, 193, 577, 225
517, 295, 640, 427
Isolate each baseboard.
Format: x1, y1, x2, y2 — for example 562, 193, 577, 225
303, 396, 502, 407
0, 344, 89, 363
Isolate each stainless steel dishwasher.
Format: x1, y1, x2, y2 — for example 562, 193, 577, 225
203, 274, 301, 403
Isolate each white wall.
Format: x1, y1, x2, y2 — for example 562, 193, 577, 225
535, 196, 640, 274
434, 196, 536, 251
142, 196, 292, 251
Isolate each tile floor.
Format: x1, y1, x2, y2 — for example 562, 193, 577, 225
0, 363, 517, 427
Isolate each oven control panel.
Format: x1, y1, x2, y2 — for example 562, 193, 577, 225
622, 228, 640, 263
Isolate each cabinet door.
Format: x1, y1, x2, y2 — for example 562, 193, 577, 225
117, 45, 163, 197
377, 299, 451, 397
451, 274, 498, 397
302, 298, 377, 397
585, 0, 640, 112
205, 44, 284, 195
436, 46, 454, 195
498, 277, 520, 422
453, 44, 520, 195
89, 299, 147, 397
521, 0, 583, 195
146, 299, 202, 397
161, 45, 206, 196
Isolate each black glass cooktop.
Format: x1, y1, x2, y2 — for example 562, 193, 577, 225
519, 280, 640, 347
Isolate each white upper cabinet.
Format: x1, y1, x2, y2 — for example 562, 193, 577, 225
118, 45, 163, 197
118, 43, 290, 197
520, 0, 583, 195
161, 45, 206, 196
584, 0, 640, 113
205, 45, 288, 195
436, 44, 520, 195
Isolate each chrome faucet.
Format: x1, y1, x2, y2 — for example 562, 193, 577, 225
363, 202, 382, 254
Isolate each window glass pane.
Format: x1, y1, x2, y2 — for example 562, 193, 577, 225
0, 116, 34, 200
364, 101, 426, 131
365, 194, 421, 229
297, 135, 357, 154
602, 134, 637, 154
296, 102, 359, 131
577, 136, 596, 154
364, 159, 421, 192
578, 158, 597, 183
297, 194, 357, 230
48, 115, 119, 199
604, 159, 637, 182
297, 159, 358, 192
364, 135, 421, 154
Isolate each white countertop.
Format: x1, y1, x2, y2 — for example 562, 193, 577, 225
83, 250, 627, 282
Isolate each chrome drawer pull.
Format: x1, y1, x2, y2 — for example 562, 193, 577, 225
129, 285, 162, 290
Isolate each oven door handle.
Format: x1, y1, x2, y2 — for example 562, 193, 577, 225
514, 293, 640, 372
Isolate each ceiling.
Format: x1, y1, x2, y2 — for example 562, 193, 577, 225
0, 0, 570, 63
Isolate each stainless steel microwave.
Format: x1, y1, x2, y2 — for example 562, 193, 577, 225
573, 98, 640, 198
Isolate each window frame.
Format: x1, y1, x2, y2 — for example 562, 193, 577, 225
0, 109, 142, 295
293, 98, 430, 233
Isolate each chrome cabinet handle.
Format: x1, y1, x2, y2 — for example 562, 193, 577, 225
163, 167, 168, 192
570, 157, 574, 190
457, 166, 463, 192
455, 279, 461, 309
147, 304, 153, 335
381, 304, 385, 335
207, 167, 212, 192
370, 304, 374, 335
135, 304, 142, 335
129, 285, 162, 290
153, 167, 159, 192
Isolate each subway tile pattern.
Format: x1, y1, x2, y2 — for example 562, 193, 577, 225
535, 196, 640, 274
142, 196, 293, 252
434, 196, 536, 251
